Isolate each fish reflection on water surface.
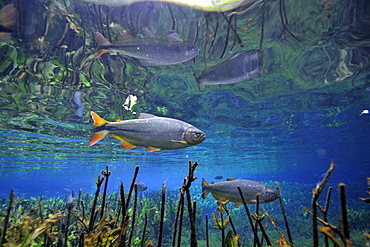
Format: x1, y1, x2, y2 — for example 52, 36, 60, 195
0, 3, 16, 42
194, 50, 262, 91
94, 31, 199, 66
202, 178, 278, 207
89, 111, 205, 151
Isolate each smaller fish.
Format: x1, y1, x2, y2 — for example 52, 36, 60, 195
123, 94, 137, 111
194, 50, 262, 91
65, 189, 76, 208
214, 175, 223, 180
0, 4, 16, 42
136, 182, 148, 192
360, 109, 369, 116
202, 178, 278, 207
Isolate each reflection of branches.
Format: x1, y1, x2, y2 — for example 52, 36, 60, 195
279, 0, 301, 43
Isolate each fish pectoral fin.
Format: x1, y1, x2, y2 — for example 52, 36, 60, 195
167, 31, 183, 42
211, 193, 229, 204
89, 131, 108, 146
113, 135, 136, 150
171, 140, 187, 144
147, 146, 161, 152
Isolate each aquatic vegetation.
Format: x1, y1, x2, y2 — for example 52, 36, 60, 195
0, 160, 368, 246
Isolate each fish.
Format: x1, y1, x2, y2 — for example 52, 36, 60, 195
89, 111, 205, 151
202, 178, 278, 207
214, 175, 223, 180
123, 94, 137, 111
94, 31, 199, 66
65, 189, 75, 208
136, 182, 148, 192
0, 4, 16, 42
194, 50, 262, 91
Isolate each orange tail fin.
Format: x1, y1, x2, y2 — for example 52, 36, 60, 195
89, 111, 109, 146
91, 111, 108, 127
89, 131, 108, 146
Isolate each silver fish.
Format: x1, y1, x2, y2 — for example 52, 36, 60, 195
194, 50, 262, 91
136, 182, 148, 192
94, 31, 199, 66
89, 111, 205, 151
202, 177, 278, 207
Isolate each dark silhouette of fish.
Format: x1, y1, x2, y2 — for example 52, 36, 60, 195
89, 111, 205, 151
202, 177, 278, 207
194, 50, 262, 91
214, 175, 223, 180
136, 182, 148, 192
94, 31, 199, 66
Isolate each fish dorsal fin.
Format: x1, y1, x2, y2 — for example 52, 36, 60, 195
226, 177, 238, 181
139, 113, 157, 119
91, 111, 108, 127
167, 31, 183, 42
94, 31, 111, 46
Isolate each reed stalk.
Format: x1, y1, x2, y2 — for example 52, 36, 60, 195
158, 180, 167, 247
128, 183, 138, 247
126, 166, 140, 211
140, 212, 148, 247
0, 189, 14, 246
339, 183, 350, 241
88, 175, 105, 232
100, 165, 112, 220
236, 186, 261, 247
275, 181, 293, 244
311, 161, 335, 247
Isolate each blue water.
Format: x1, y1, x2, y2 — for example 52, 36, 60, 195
1, 106, 369, 199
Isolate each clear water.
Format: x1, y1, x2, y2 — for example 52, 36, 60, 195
0, 0, 369, 246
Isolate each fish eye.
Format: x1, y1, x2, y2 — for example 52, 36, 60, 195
196, 132, 202, 137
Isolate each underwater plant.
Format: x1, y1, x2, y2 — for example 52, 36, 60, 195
0, 160, 369, 246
